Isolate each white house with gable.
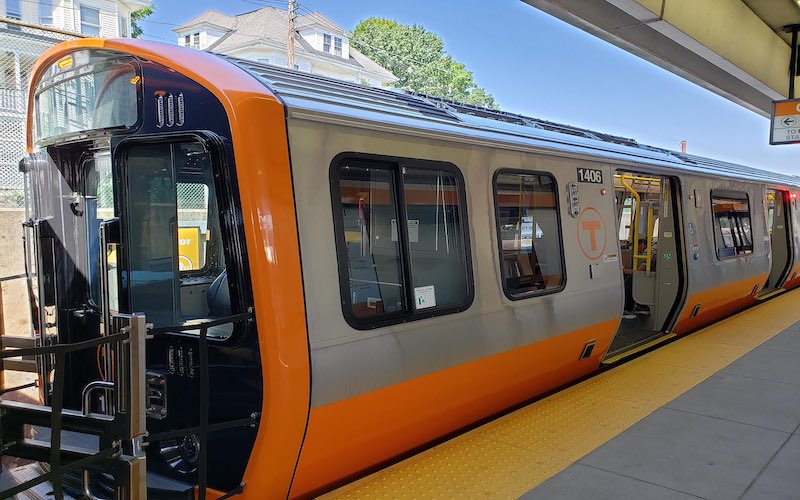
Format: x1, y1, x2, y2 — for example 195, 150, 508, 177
174, 7, 396, 87
0, 0, 148, 38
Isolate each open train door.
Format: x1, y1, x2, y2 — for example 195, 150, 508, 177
759, 188, 793, 299
605, 172, 687, 362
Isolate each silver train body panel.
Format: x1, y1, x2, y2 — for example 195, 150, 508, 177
229, 58, 800, 408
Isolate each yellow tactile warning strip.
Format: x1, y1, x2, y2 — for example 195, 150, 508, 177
318, 290, 800, 499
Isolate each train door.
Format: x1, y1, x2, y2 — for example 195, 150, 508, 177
760, 188, 793, 298
606, 172, 685, 360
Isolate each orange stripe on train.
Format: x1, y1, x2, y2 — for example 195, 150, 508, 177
290, 318, 619, 498
673, 274, 768, 335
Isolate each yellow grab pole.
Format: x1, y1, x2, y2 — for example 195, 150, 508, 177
645, 207, 654, 272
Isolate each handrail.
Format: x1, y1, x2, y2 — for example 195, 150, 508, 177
619, 174, 641, 245
619, 175, 654, 272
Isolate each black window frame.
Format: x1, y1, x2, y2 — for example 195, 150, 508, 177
330, 152, 475, 330
113, 131, 249, 345
711, 189, 753, 260
492, 168, 567, 300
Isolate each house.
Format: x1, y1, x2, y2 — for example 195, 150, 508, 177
1, 0, 149, 38
0, 1, 150, 206
174, 7, 397, 87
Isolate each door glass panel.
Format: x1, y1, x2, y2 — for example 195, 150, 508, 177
85, 151, 115, 306
125, 143, 179, 327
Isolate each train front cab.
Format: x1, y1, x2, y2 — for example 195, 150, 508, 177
5, 38, 800, 500
0, 40, 310, 498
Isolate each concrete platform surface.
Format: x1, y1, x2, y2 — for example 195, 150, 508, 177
523, 324, 800, 500
322, 291, 800, 499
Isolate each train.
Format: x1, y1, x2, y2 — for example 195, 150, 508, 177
1, 38, 798, 499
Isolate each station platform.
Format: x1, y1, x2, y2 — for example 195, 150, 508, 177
320, 291, 800, 499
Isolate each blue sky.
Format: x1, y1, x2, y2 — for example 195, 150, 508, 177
141, 0, 799, 174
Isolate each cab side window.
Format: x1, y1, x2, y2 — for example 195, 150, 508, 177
711, 190, 753, 259
332, 156, 473, 329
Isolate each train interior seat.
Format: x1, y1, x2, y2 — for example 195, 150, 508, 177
207, 270, 231, 317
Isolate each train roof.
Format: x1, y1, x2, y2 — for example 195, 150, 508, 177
224, 55, 800, 188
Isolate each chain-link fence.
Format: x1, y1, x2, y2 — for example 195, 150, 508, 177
1, 20, 80, 349
0, 19, 79, 208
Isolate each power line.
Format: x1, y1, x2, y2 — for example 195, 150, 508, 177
141, 2, 424, 83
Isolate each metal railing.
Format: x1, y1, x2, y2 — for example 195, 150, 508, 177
0, 273, 36, 375
0, 310, 258, 498
0, 313, 148, 499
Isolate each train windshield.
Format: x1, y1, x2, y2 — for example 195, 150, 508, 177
35, 54, 138, 142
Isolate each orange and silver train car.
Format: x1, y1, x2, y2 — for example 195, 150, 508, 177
2, 39, 799, 499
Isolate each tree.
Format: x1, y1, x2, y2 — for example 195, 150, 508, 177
131, 4, 155, 39
352, 18, 498, 109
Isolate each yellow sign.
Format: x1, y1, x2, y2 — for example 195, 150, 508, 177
178, 227, 202, 271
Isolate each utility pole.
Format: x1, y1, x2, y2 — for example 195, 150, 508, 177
287, 0, 296, 69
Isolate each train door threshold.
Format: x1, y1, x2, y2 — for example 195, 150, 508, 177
602, 332, 676, 365
756, 288, 786, 301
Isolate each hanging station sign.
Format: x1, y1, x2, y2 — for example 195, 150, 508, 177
770, 99, 800, 145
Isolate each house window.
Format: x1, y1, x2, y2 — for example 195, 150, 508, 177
711, 190, 753, 259
323, 33, 331, 53
184, 35, 191, 47
6, 0, 21, 20
331, 156, 473, 329
334, 37, 342, 56
119, 16, 129, 37
80, 6, 101, 36
39, 0, 55, 25
494, 170, 565, 298
193, 32, 200, 49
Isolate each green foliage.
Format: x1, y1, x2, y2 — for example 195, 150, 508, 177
131, 4, 155, 39
352, 18, 498, 109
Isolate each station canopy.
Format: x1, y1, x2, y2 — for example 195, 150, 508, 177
524, 0, 800, 117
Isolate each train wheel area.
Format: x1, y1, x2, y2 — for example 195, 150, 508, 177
319, 289, 800, 499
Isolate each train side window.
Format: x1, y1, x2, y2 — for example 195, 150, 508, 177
494, 170, 565, 298
337, 164, 408, 320
403, 168, 470, 310
332, 157, 473, 329
711, 190, 753, 259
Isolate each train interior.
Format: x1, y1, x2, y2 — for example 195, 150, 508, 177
120, 140, 232, 334
608, 172, 683, 357
339, 164, 470, 320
